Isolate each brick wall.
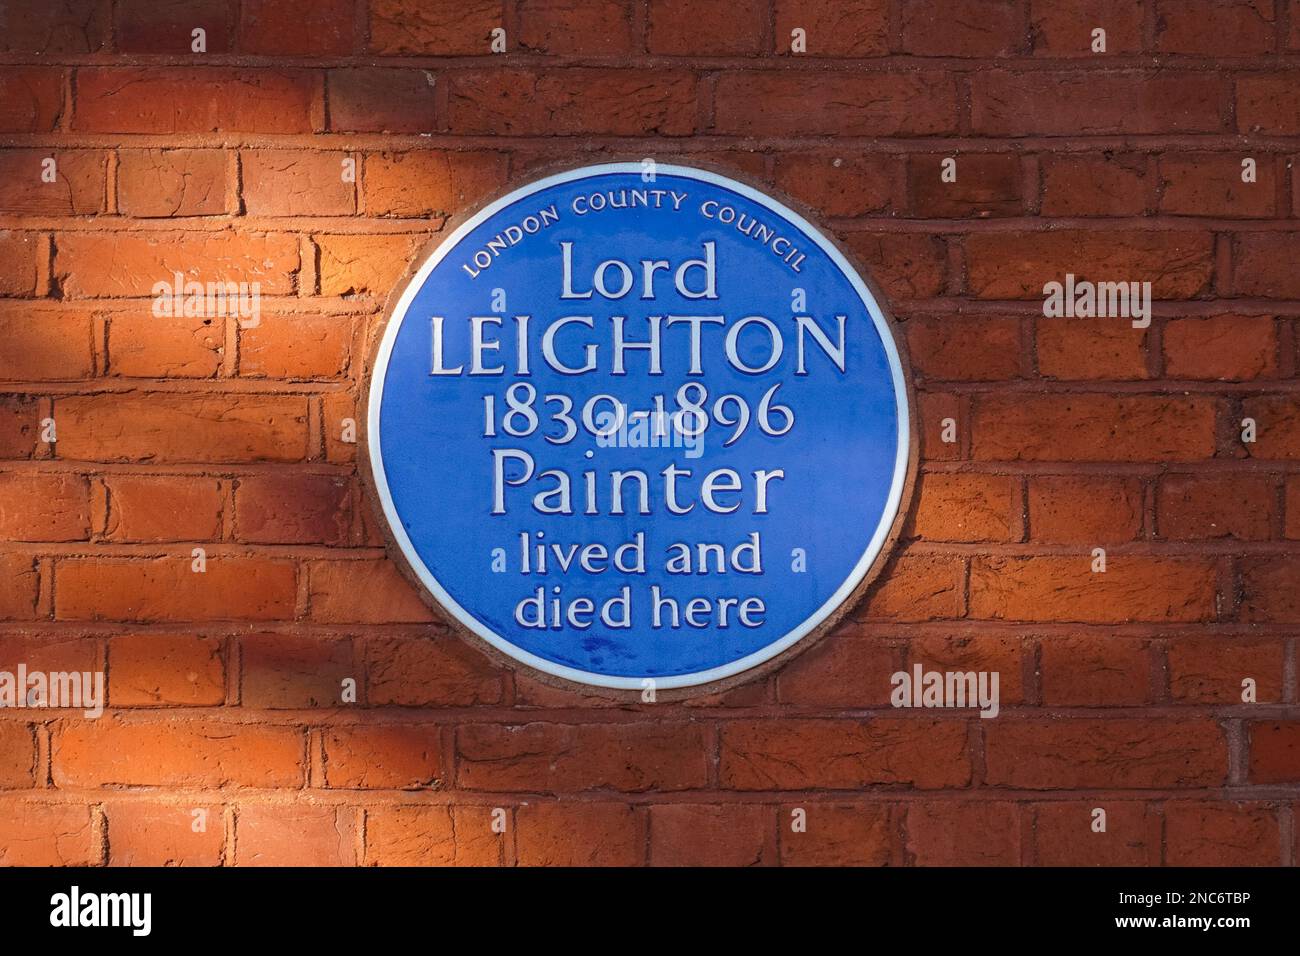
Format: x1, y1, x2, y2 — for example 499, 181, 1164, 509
0, 0, 1297, 867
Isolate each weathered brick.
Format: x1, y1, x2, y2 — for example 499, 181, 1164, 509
117, 149, 229, 218
517, 802, 642, 865
363, 151, 507, 218
108, 634, 225, 707
0, 473, 92, 541
458, 722, 710, 792
57, 232, 298, 298
0, 150, 107, 215
720, 719, 971, 789
985, 719, 1227, 788
970, 556, 1217, 623
74, 68, 315, 134
54, 718, 305, 787
56, 556, 297, 622
106, 801, 224, 865
1027, 475, 1144, 543
649, 804, 774, 866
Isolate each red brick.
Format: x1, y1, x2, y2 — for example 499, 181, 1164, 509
648, 0, 765, 54
774, 624, 897, 707
1288, 476, 1300, 538
985, 719, 1227, 788
1233, 232, 1300, 298
967, 230, 1214, 300
908, 153, 1022, 218
317, 233, 425, 297
327, 68, 438, 134
715, 72, 959, 137
1168, 637, 1284, 703
859, 553, 964, 621
1036, 318, 1150, 380
773, 152, 898, 217
517, 0, 634, 54
55, 393, 309, 463
235, 473, 351, 545
0, 311, 93, 380
911, 472, 1013, 542
117, 149, 229, 218
1248, 722, 1300, 783
324, 726, 442, 789
1242, 395, 1300, 459
457, 722, 709, 792
0, 553, 40, 620
239, 312, 351, 379
720, 718, 971, 789
839, 233, 947, 300
1040, 154, 1150, 217
517, 802, 643, 866
972, 71, 1226, 135
100, 475, 223, 542
906, 802, 1020, 865
106, 801, 224, 865
972, 394, 1217, 462
905, 316, 1022, 381
1164, 315, 1278, 380
779, 804, 893, 865
0, 0, 110, 54
75, 67, 315, 133
900, 0, 1024, 56
242, 150, 355, 217
107, 311, 224, 378
239, 0, 354, 55
240, 633, 353, 708
1157, 474, 1273, 540
0, 232, 39, 297
1159, 154, 1276, 217
1155, 0, 1276, 55
0, 473, 91, 541
363, 634, 504, 706
0, 396, 40, 459
369, 0, 499, 54
235, 804, 354, 866
773, 0, 889, 56
0, 802, 96, 865
448, 69, 696, 136
55, 556, 297, 622
116, 0, 233, 53
1165, 802, 1280, 865
0, 723, 35, 788
1030, 0, 1144, 55
57, 232, 299, 297
0, 149, 107, 216
364, 805, 501, 865
1028, 475, 1144, 543
363, 151, 507, 218
323, 390, 358, 463
1241, 555, 1300, 621
54, 718, 304, 787
1039, 635, 1151, 706
970, 556, 1216, 623
910, 633, 1027, 704
649, 804, 775, 866
0, 68, 64, 132
307, 559, 433, 624
1237, 73, 1300, 134
1033, 802, 1156, 866
0, 632, 98, 677
108, 634, 225, 706
916, 392, 964, 460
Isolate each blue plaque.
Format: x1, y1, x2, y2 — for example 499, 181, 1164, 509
365, 163, 912, 690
